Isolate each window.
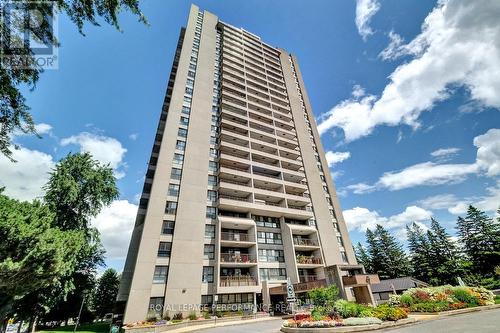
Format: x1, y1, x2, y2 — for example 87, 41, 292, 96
148, 297, 164, 314
201, 295, 213, 306
153, 266, 168, 283
187, 78, 195, 86
210, 136, 218, 145
218, 293, 253, 305
208, 175, 217, 186
158, 242, 172, 257
162, 220, 175, 234
180, 116, 189, 126
176, 140, 186, 151
257, 232, 282, 244
171, 167, 182, 180
165, 201, 177, 215
173, 153, 184, 165
341, 251, 348, 263
333, 223, 340, 232
208, 161, 218, 171
253, 215, 280, 228
337, 236, 344, 247
209, 148, 218, 157
258, 249, 284, 262
168, 184, 180, 197
178, 128, 188, 138
182, 105, 191, 114
185, 87, 194, 95
205, 224, 215, 239
320, 175, 326, 182
184, 95, 192, 103
206, 206, 216, 219
189, 63, 197, 70
259, 268, 286, 281
204, 244, 215, 259
202, 266, 214, 283
207, 190, 217, 201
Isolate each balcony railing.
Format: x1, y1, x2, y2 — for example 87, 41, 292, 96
255, 200, 282, 207
252, 170, 281, 179
220, 164, 250, 173
219, 194, 251, 202
288, 205, 307, 211
220, 253, 257, 263
220, 232, 253, 242
299, 275, 319, 283
296, 256, 323, 265
293, 238, 319, 247
219, 275, 258, 287
220, 179, 250, 187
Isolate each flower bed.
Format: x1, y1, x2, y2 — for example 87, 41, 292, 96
390, 285, 495, 313
281, 301, 408, 328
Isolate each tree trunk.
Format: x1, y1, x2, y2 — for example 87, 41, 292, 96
16, 321, 23, 333
27, 316, 37, 333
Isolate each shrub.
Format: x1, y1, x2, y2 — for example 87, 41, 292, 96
334, 300, 360, 318
343, 317, 382, 326
400, 294, 413, 307
388, 294, 401, 306
358, 307, 375, 318
413, 290, 431, 302
311, 307, 324, 321
203, 311, 211, 319
172, 312, 183, 321
162, 311, 171, 321
453, 287, 479, 305
308, 285, 339, 307
188, 311, 197, 320
372, 304, 408, 321
409, 301, 449, 313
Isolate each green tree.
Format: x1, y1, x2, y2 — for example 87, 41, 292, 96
457, 205, 500, 276
308, 285, 339, 307
0, 0, 146, 160
92, 268, 120, 318
9, 153, 119, 328
0, 193, 84, 320
354, 242, 372, 273
366, 225, 410, 279
406, 222, 433, 283
426, 218, 465, 285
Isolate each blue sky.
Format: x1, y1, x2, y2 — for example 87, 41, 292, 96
2, 0, 499, 271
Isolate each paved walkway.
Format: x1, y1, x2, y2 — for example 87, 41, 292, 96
169, 317, 281, 333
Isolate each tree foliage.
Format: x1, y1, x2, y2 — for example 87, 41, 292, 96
92, 268, 120, 318
0, 0, 146, 160
0, 193, 84, 319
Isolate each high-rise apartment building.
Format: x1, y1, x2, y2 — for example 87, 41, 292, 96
117, 5, 373, 324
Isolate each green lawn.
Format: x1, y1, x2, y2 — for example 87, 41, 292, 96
495, 295, 500, 304
38, 323, 109, 333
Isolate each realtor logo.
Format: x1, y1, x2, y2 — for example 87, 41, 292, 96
0, 1, 59, 69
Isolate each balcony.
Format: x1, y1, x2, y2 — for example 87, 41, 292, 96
342, 274, 380, 287
219, 276, 258, 287
219, 194, 252, 203
296, 256, 323, 266
299, 275, 319, 283
293, 238, 319, 247
220, 253, 257, 264
221, 232, 254, 242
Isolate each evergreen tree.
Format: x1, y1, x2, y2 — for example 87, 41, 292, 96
375, 225, 411, 279
92, 269, 120, 318
355, 242, 372, 273
427, 218, 464, 285
365, 229, 384, 276
406, 222, 433, 283
457, 206, 500, 276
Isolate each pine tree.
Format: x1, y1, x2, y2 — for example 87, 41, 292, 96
457, 206, 500, 276
365, 228, 384, 276
427, 218, 464, 285
374, 225, 411, 279
355, 242, 372, 273
92, 269, 120, 318
406, 222, 433, 283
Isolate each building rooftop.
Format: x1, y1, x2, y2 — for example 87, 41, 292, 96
370, 277, 429, 293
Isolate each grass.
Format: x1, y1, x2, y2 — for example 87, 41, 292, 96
38, 323, 109, 333
495, 295, 500, 304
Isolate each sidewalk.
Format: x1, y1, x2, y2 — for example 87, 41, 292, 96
165, 316, 279, 333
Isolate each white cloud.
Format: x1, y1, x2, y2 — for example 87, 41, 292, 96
343, 205, 432, 233
34, 123, 53, 135
379, 30, 405, 60
474, 128, 500, 177
430, 147, 461, 158
355, 0, 381, 41
346, 128, 499, 193
61, 132, 127, 178
320, 0, 500, 141
129, 133, 139, 141
325, 151, 351, 167
418, 194, 460, 210
0, 147, 55, 201
91, 200, 137, 260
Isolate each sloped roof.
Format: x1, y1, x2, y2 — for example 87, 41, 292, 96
370, 276, 429, 293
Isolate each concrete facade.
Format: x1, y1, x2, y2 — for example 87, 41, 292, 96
117, 5, 359, 323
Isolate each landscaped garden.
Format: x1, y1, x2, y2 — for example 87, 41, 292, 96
389, 285, 495, 312
282, 284, 497, 329
282, 285, 409, 328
